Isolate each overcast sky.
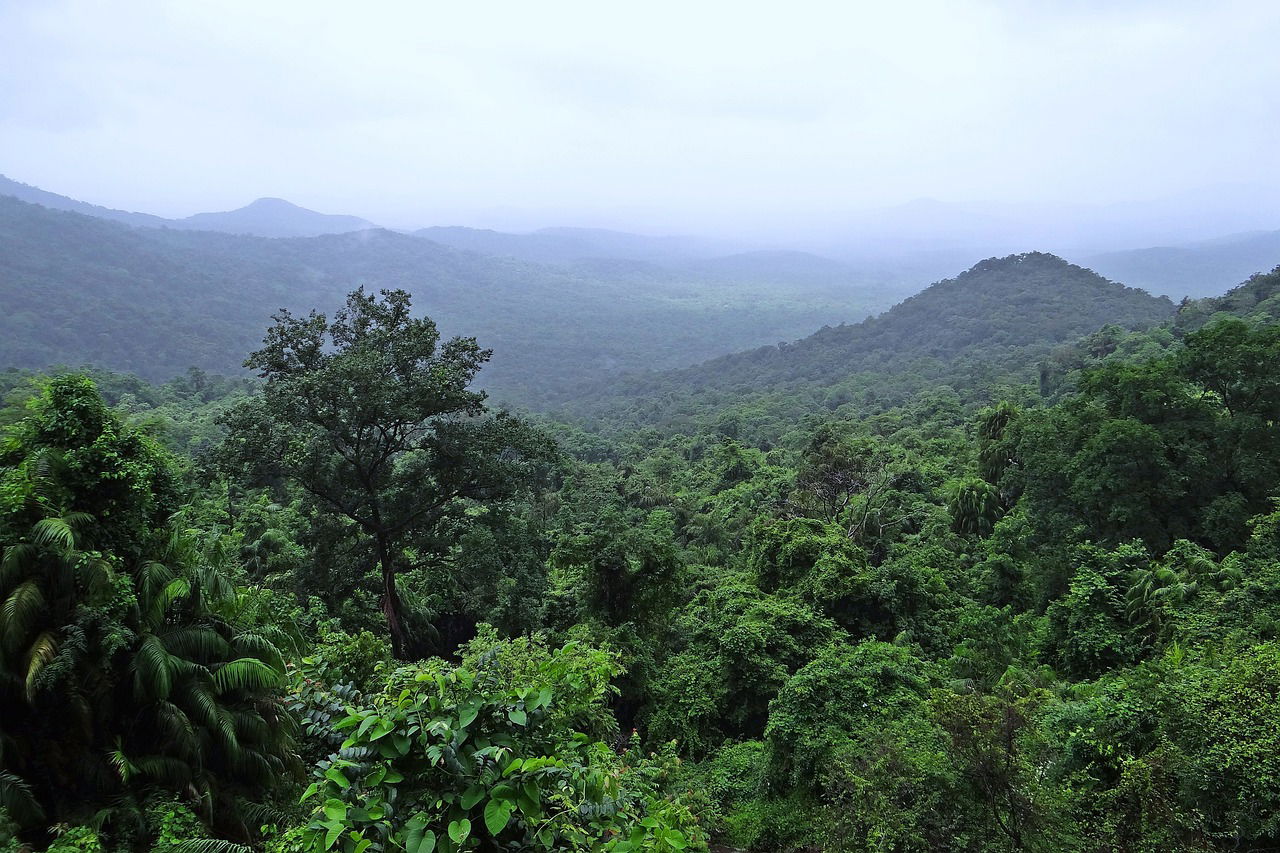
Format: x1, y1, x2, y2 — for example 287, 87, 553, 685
2, 0, 1279, 238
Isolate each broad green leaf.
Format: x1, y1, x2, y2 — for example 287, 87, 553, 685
447, 819, 470, 845
460, 785, 485, 810
483, 799, 513, 836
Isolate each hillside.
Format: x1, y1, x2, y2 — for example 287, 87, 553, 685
1087, 229, 1280, 299
0, 174, 377, 238
568, 252, 1175, 434
0, 195, 894, 406
0, 173, 172, 228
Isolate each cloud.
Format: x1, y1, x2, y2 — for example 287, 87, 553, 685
0, 0, 1277, 238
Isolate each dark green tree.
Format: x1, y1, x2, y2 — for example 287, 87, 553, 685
220, 288, 553, 658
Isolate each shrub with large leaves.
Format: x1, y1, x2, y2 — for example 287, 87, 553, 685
296, 632, 704, 852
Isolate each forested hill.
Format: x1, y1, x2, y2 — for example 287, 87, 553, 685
567, 252, 1174, 433
0, 193, 897, 406
1178, 263, 1280, 323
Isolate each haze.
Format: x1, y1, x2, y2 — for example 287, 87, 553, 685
3, 0, 1279, 250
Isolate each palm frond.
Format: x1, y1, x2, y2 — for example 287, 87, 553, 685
78, 555, 114, 600
107, 743, 139, 783
228, 631, 285, 671
211, 658, 282, 695
149, 700, 200, 760
0, 543, 36, 592
23, 630, 58, 701
145, 576, 192, 628
2, 580, 46, 656
178, 681, 239, 750
32, 516, 78, 552
138, 560, 176, 602
170, 840, 252, 853
227, 708, 270, 744
161, 626, 230, 663
132, 754, 194, 787
0, 770, 45, 826
134, 634, 176, 701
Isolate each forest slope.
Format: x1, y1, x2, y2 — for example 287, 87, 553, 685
0, 194, 895, 406
568, 252, 1174, 433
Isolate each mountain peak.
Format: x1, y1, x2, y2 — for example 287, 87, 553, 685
180, 197, 375, 238
243, 196, 300, 209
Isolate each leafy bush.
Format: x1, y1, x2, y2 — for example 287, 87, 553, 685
295, 633, 705, 852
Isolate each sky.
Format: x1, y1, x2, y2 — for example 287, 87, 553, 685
2, 0, 1279, 243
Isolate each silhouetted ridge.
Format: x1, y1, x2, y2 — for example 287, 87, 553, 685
179, 197, 375, 237
0, 174, 376, 237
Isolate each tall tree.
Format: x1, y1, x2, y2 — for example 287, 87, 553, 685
220, 288, 552, 658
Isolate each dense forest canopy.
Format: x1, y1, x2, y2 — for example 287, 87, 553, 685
6, 0, 1280, 845
4, 226, 1280, 851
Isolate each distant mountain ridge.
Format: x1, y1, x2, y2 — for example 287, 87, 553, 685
0, 194, 893, 406
0, 174, 172, 228
1086, 229, 1280, 299
650, 252, 1171, 391
414, 225, 735, 265
0, 174, 376, 238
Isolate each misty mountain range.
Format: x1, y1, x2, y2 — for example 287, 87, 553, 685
5, 173, 1280, 299
0, 189, 903, 407
2, 173, 1279, 412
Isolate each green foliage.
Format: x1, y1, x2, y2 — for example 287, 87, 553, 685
1015, 314, 1280, 554
549, 497, 685, 627
946, 477, 1002, 537
46, 827, 105, 853
294, 633, 704, 852
0, 377, 296, 838
645, 579, 836, 753
1045, 543, 1149, 678
303, 628, 392, 693
220, 288, 555, 657
145, 797, 206, 853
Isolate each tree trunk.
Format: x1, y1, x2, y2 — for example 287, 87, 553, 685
376, 533, 409, 659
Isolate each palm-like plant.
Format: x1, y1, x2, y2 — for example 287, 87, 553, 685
0, 376, 298, 838
947, 477, 1003, 537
